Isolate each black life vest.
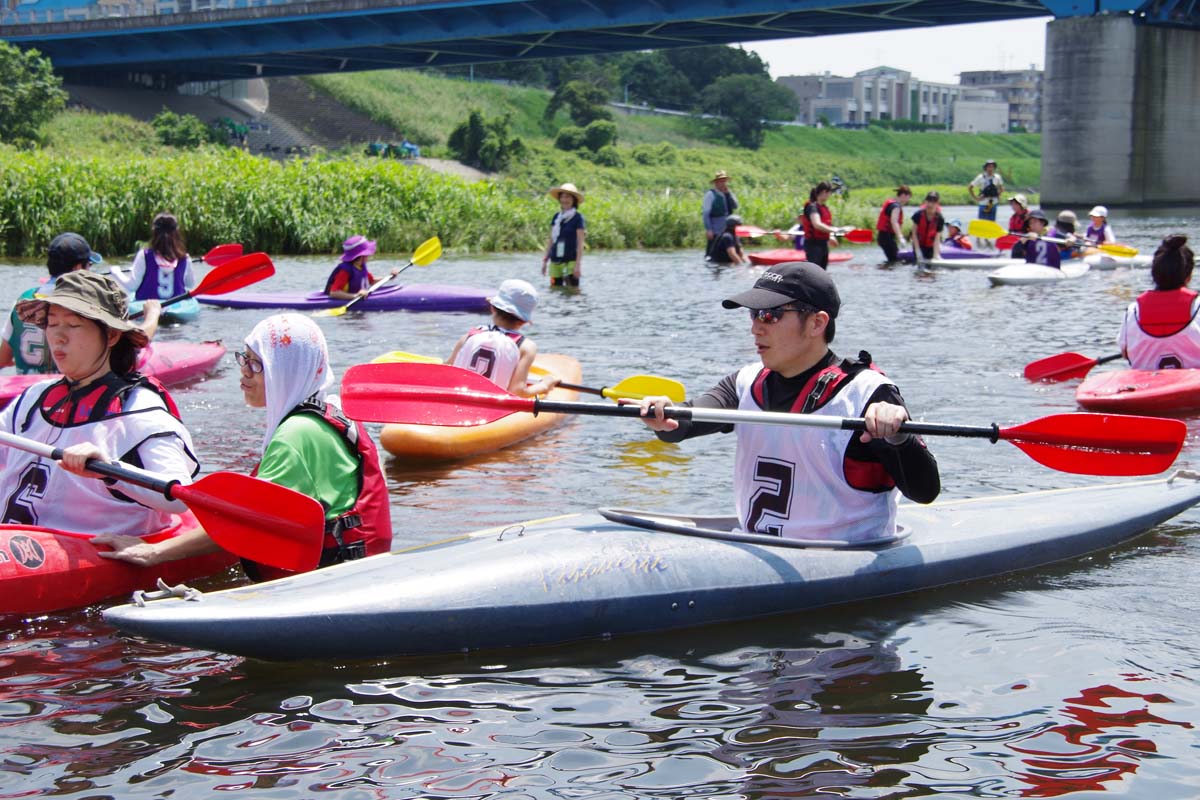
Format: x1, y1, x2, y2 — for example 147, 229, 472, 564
25, 372, 180, 432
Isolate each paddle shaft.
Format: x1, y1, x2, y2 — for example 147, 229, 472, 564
470, 394, 1003, 441
334, 261, 414, 313
0, 430, 177, 496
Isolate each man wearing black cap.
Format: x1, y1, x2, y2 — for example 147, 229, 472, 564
638, 263, 939, 544
0, 232, 103, 374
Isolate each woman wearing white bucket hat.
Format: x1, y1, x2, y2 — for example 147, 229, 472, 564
542, 184, 587, 287
449, 279, 561, 397
1085, 206, 1117, 245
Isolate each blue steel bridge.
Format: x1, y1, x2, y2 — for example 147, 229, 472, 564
0, 0, 1197, 85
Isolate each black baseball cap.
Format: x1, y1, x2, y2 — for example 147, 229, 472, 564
1028, 208, 1049, 223
47, 232, 102, 272
722, 262, 840, 317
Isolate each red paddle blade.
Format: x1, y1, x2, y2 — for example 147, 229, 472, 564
735, 225, 767, 238
996, 234, 1020, 250
842, 228, 873, 243
200, 243, 244, 266
175, 472, 325, 572
192, 252, 275, 297
999, 413, 1185, 476
342, 362, 534, 426
1023, 352, 1099, 382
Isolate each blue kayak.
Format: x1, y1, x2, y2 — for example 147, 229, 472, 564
104, 476, 1200, 660
128, 296, 201, 323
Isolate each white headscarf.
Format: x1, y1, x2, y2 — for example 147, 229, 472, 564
245, 313, 335, 453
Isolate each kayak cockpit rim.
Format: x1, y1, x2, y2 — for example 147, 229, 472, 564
597, 507, 911, 549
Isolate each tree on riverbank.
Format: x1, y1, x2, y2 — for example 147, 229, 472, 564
0, 42, 67, 145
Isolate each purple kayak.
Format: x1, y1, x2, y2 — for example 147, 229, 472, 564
898, 242, 994, 262
196, 283, 491, 312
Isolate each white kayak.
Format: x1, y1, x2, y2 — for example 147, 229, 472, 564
924, 256, 1023, 271
1084, 253, 1152, 270
988, 260, 1091, 286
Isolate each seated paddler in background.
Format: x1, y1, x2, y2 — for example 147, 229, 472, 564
1117, 235, 1200, 371
110, 212, 192, 333
96, 313, 393, 582
0, 272, 196, 535
635, 262, 940, 545
1, 232, 160, 373
448, 279, 561, 397
325, 235, 400, 301
1022, 209, 1062, 269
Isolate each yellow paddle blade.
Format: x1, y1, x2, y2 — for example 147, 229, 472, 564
371, 350, 442, 364
313, 304, 349, 318
967, 219, 1006, 239
601, 375, 686, 403
1099, 243, 1138, 257
412, 236, 442, 266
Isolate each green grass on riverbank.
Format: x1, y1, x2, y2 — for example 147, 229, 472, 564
0, 69, 1040, 257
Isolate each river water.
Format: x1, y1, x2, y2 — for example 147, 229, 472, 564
2, 206, 1199, 798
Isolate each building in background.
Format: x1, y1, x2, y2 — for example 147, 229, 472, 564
777, 67, 959, 127
952, 89, 1009, 133
777, 65, 1043, 133
959, 68, 1043, 132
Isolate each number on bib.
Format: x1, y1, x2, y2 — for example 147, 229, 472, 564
2, 462, 51, 526
746, 457, 795, 536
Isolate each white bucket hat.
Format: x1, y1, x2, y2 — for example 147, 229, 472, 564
489, 279, 538, 322
1089, 205, 1109, 218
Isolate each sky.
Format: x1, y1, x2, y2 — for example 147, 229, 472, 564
745, 17, 1052, 84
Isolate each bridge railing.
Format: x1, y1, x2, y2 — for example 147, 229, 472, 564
0, 0, 297, 25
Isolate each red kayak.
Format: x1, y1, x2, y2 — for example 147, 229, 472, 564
1076, 368, 1200, 414
0, 340, 225, 408
0, 511, 237, 614
748, 249, 854, 266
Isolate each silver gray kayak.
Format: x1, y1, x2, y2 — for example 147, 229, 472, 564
104, 476, 1200, 661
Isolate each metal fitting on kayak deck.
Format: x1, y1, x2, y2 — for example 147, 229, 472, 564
497, 524, 526, 541
132, 577, 203, 606
1168, 470, 1200, 483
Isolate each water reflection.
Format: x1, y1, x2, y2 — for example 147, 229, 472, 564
3, 214, 1200, 795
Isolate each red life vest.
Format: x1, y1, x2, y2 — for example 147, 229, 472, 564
750, 351, 895, 492
876, 199, 903, 233
913, 206, 944, 248
802, 202, 832, 241
245, 400, 393, 583
1137, 289, 1199, 337
946, 233, 972, 249
30, 373, 180, 429
1008, 210, 1029, 234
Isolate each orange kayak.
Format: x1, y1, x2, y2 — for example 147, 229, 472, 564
379, 353, 582, 460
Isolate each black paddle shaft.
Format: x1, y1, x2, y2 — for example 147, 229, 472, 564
529, 398, 1002, 442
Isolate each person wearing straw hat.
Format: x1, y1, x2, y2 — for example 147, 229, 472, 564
448, 279, 561, 396
542, 183, 587, 287
703, 171, 739, 259
325, 234, 400, 300
95, 313, 393, 581
0, 271, 197, 536
968, 159, 1004, 221
1085, 205, 1117, 245
634, 262, 940, 544
1006, 194, 1030, 258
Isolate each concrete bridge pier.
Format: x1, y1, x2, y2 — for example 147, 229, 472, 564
1042, 14, 1200, 208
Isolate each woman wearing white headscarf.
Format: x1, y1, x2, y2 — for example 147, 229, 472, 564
96, 314, 392, 581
